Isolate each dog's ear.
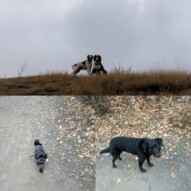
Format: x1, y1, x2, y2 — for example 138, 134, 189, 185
98, 55, 102, 61
155, 138, 164, 147
139, 138, 148, 152
87, 55, 93, 59
34, 139, 40, 145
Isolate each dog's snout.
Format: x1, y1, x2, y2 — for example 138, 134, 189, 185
155, 154, 161, 157
40, 158, 44, 163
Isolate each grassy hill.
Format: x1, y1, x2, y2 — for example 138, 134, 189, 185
0, 71, 191, 95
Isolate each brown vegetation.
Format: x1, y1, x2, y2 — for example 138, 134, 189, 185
0, 71, 191, 95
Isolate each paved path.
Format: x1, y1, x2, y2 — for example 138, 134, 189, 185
0, 96, 92, 191
96, 145, 191, 191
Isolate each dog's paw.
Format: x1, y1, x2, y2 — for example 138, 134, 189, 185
113, 164, 117, 168
148, 163, 154, 167
141, 168, 146, 172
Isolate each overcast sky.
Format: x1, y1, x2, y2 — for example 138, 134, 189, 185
0, 0, 191, 77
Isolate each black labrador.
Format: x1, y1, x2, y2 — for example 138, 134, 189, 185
100, 136, 163, 172
34, 139, 48, 173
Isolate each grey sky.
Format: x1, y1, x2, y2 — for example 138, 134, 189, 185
0, 0, 191, 77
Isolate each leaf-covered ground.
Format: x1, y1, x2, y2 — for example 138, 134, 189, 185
90, 96, 191, 191
48, 96, 191, 190
57, 97, 96, 190
93, 96, 191, 158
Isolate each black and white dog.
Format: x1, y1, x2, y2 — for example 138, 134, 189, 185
91, 55, 107, 75
34, 139, 48, 173
72, 55, 94, 76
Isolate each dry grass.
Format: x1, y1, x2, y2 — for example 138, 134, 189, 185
0, 71, 191, 95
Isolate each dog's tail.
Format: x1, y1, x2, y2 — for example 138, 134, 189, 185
72, 64, 77, 69
100, 147, 110, 155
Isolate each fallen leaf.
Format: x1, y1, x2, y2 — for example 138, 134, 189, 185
171, 172, 176, 179
79, 183, 84, 188
79, 147, 85, 153
117, 178, 121, 184
43, 170, 47, 174
78, 155, 84, 159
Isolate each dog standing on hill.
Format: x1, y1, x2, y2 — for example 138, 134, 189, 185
34, 139, 48, 173
91, 55, 107, 75
72, 55, 94, 76
100, 136, 163, 172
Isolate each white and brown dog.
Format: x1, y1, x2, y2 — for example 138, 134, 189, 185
72, 55, 93, 76
91, 55, 107, 75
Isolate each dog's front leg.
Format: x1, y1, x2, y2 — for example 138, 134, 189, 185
147, 157, 154, 167
138, 158, 146, 172
87, 66, 91, 75
112, 156, 118, 168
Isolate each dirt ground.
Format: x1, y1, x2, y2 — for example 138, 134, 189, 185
0, 96, 95, 191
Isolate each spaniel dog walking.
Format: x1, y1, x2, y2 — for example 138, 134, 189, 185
72, 55, 93, 76
34, 139, 48, 173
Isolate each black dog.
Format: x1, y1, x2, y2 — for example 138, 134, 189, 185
34, 139, 48, 173
92, 55, 107, 75
100, 136, 163, 172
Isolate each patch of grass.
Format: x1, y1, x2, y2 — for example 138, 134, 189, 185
0, 70, 191, 95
